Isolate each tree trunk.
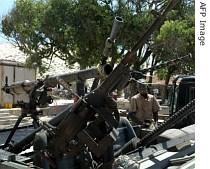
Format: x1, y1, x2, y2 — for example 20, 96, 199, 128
129, 52, 140, 98
163, 72, 171, 104
148, 70, 153, 84
148, 54, 156, 84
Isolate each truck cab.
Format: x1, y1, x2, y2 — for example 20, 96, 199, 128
169, 75, 195, 128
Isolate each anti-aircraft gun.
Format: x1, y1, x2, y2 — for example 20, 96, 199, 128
0, 1, 189, 168
0, 15, 124, 169
0, 15, 124, 153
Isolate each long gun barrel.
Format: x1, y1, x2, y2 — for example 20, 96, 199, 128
99, 16, 124, 77
98, 0, 181, 93
2, 68, 99, 95
102, 16, 124, 60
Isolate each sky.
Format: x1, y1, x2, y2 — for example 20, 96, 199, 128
0, 0, 15, 43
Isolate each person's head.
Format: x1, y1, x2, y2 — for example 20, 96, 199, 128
137, 79, 148, 97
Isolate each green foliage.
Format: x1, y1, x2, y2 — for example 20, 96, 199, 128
151, 0, 195, 78
2, 0, 50, 73
155, 19, 194, 57
1, 0, 194, 78
160, 19, 193, 69
156, 69, 168, 80
1, 0, 152, 73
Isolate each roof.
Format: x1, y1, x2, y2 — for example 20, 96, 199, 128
0, 59, 24, 67
173, 75, 195, 84
0, 43, 79, 77
0, 43, 27, 63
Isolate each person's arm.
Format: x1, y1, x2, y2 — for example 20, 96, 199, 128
128, 97, 139, 123
152, 96, 160, 123
129, 97, 137, 114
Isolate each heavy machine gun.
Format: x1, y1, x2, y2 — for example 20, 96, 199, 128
1, 1, 181, 168
2, 68, 100, 95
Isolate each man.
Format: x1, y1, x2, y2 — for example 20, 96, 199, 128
128, 79, 160, 128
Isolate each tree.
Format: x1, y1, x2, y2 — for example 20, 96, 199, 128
1, 0, 166, 73
150, 1, 195, 100
1, 0, 108, 72
1, 0, 194, 98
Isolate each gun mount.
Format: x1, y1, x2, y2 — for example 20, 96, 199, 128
0, 1, 184, 169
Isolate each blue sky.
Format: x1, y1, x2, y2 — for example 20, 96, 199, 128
0, 0, 15, 43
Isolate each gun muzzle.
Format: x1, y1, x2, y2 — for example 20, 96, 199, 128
110, 16, 124, 42
98, 64, 113, 80
102, 64, 113, 75
103, 16, 124, 57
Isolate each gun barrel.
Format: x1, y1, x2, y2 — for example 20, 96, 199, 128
102, 16, 124, 58
2, 68, 99, 94
109, 16, 124, 42
97, 0, 181, 95
122, 0, 180, 65
47, 68, 99, 86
